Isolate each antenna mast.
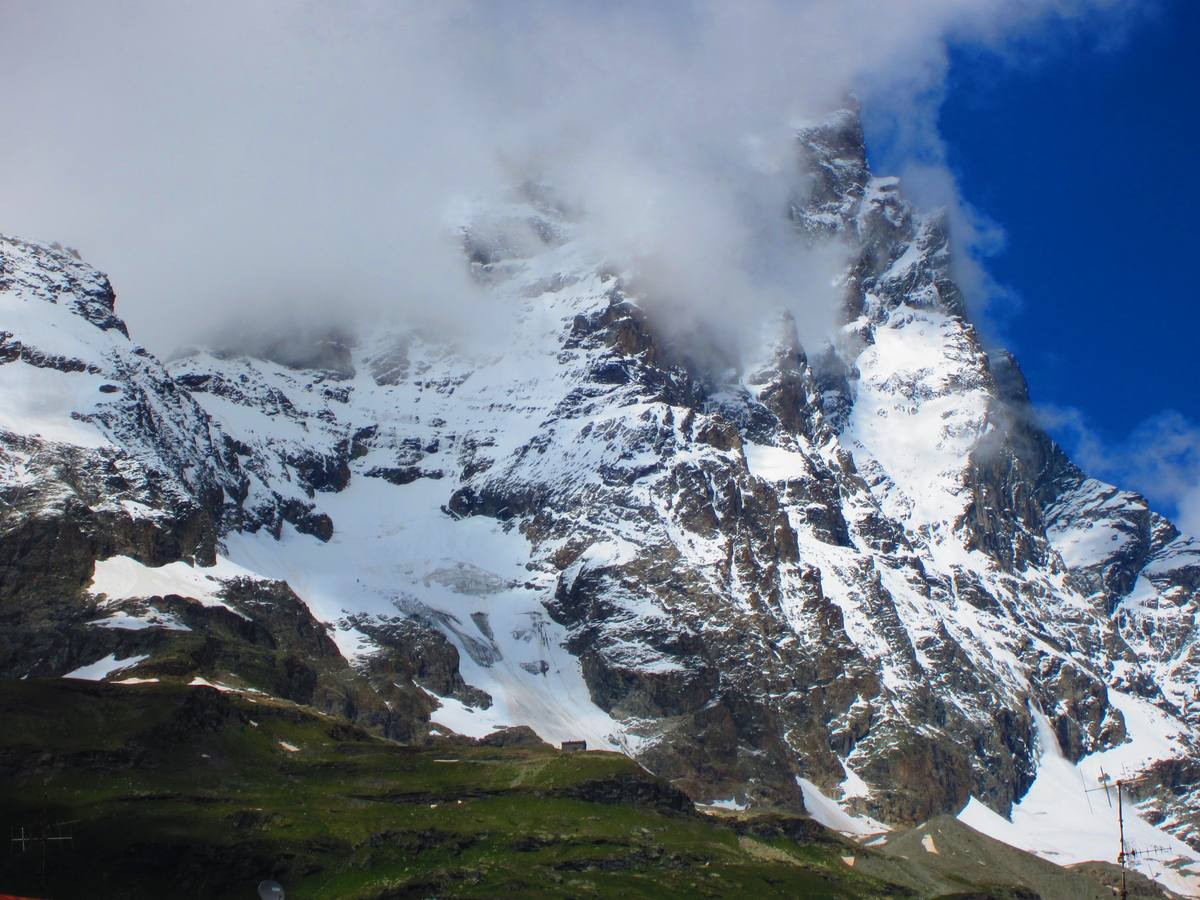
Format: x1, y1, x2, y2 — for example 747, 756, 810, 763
1084, 772, 1171, 900
1117, 778, 1128, 900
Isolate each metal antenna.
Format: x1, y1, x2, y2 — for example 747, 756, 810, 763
9, 817, 76, 893
1081, 772, 1171, 900
1124, 841, 1172, 897
1118, 778, 1128, 900
1083, 767, 1114, 809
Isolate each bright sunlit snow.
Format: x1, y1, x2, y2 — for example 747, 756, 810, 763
63, 653, 149, 681
958, 708, 1200, 896
798, 778, 890, 836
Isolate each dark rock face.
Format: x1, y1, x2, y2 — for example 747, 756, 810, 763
0, 238, 235, 683
556, 772, 696, 815
0, 490, 218, 677
344, 611, 493, 710
0, 235, 432, 743
478, 725, 551, 749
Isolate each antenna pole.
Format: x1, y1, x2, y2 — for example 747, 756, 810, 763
1084, 771, 1170, 897
1117, 779, 1127, 900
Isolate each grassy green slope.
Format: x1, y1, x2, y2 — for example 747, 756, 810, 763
0, 680, 905, 899
0, 680, 1157, 899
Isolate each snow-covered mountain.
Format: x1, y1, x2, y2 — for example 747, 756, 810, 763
3, 108, 1198, 893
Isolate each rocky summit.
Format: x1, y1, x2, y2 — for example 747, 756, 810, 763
2, 108, 1198, 895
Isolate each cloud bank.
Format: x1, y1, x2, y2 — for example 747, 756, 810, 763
0, 0, 1137, 355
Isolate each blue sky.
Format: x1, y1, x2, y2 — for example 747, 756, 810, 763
870, 0, 1200, 530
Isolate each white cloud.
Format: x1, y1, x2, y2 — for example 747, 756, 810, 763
0, 0, 1141, 356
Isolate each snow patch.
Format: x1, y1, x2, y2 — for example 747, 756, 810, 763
957, 708, 1200, 896
704, 797, 748, 812
90, 556, 258, 618
839, 760, 872, 801
63, 653, 149, 681
798, 778, 889, 836
86, 609, 191, 631
743, 442, 808, 482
